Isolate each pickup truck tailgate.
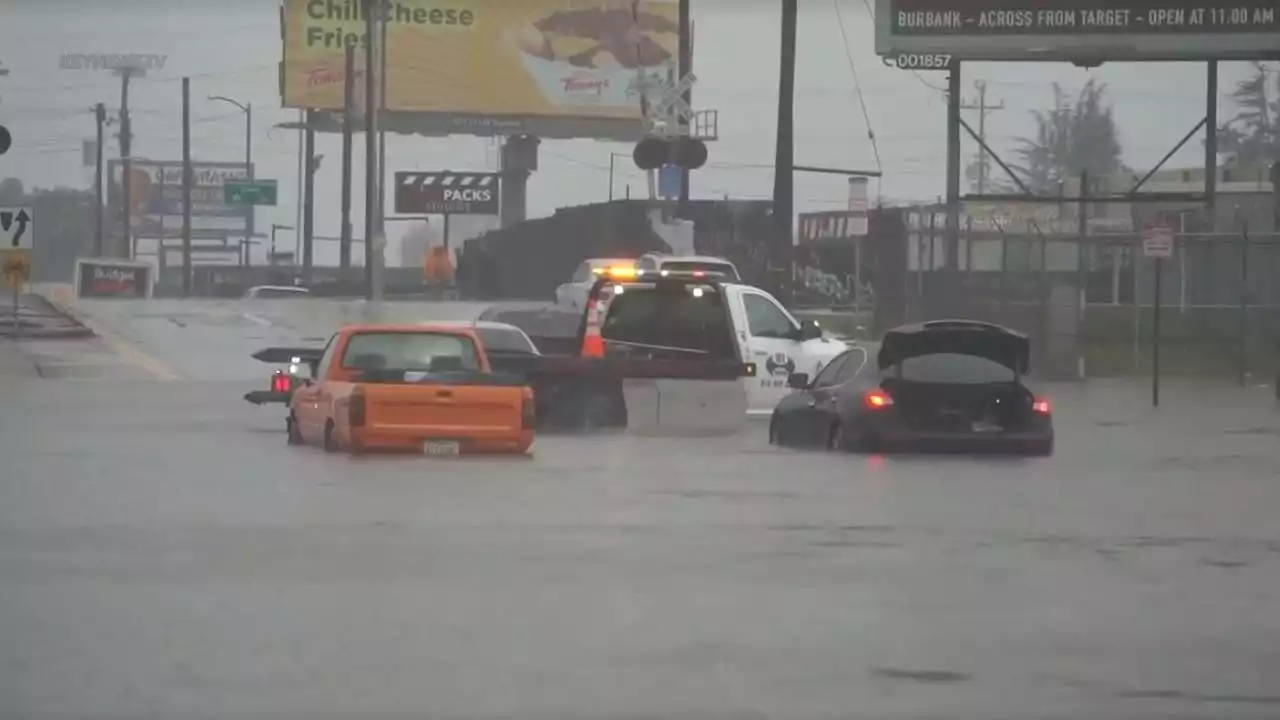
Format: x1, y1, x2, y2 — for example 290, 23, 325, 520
356, 374, 526, 437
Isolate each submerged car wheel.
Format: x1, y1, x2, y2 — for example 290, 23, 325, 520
323, 421, 340, 453
832, 420, 876, 453
286, 413, 304, 445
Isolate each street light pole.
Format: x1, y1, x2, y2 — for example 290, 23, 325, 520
209, 95, 254, 264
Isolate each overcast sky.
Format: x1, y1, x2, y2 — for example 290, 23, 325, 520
0, 0, 1266, 264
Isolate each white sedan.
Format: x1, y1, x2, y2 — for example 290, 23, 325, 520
553, 258, 636, 310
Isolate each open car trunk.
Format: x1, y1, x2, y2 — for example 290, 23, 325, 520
877, 321, 1038, 433
880, 379, 1037, 433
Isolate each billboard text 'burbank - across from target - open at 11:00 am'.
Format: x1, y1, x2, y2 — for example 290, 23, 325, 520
876, 0, 1279, 61
279, 0, 680, 139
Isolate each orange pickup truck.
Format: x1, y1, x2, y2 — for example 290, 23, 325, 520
248, 323, 534, 456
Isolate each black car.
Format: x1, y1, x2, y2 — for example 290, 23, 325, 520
768, 320, 1054, 455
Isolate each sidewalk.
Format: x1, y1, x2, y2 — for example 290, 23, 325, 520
0, 293, 94, 339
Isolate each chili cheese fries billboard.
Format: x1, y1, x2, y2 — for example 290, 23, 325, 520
281, 0, 678, 129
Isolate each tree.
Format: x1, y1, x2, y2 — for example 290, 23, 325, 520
1216, 62, 1278, 168
1013, 80, 1126, 194
0, 178, 24, 204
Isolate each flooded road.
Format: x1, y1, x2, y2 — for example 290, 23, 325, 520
1, 298, 1278, 719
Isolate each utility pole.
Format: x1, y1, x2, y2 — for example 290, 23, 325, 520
93, 102, 106, 257
181, 78, 193, 297
115, 65, 142, 259
339, 43, 356, 283
771, 0, 797, 307
363, 0, 380, 301
961, 80, 1004, 194
677, 0, 691, 208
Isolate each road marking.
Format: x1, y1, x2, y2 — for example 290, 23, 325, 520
96, 330, 183, 381
243, 313, 272, 327
44, 291, 182, 381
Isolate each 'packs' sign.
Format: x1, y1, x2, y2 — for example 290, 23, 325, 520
74, 258, 152, 298
395, 172, 499, 215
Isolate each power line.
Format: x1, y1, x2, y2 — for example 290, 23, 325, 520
960, 80, 1006, 193
832, 0, 882, 176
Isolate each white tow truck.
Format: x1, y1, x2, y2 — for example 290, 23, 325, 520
504, 268, 848, 417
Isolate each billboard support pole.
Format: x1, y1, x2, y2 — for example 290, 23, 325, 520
943, 63, 962, 315
339, 44, 355, 283
677, 0, 691, 209
302, 115, 316, 284
364, 0, 380, 301
182, 78, 193, 298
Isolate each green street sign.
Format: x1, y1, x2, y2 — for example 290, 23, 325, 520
225, 179, 277, 206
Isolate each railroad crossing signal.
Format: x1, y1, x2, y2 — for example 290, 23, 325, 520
634, 136, 707, 171
633, 72, 708, 173
647, 72, 697, 122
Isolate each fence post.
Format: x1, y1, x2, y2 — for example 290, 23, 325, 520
1239, 222, 1250, 387
1132, 234, 1141, 373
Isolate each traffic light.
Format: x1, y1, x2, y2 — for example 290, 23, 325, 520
0, 125, 10, 156
633, 136, 707, 171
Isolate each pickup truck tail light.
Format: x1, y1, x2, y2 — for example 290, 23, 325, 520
348, 389, 367, 427
271, 371, 292, 394
521, 393, 536, 430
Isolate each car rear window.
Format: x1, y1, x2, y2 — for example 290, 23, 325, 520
475, 327, 537, 354
341, 332, 481, 372
657, 261, 740, 280
599, 282, 736, 357
886, 353, 1016, 384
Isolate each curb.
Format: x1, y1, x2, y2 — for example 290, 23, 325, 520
0, 325, 95, 340
33, 288, 96, 337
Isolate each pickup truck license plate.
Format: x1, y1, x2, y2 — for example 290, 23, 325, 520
422, 440, 460, 456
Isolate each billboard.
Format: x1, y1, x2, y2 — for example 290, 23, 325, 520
875, 0, 1280, 61
395, 171, 500, 215
74, 258, 153, 299
107, 160, 252, 240
280, 0, 679, 137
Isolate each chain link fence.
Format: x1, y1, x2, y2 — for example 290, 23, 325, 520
898, 204, 1279, 380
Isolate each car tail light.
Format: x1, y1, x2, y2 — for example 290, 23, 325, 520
271, 372, 291, 394
864, 389, 894, 410
521, 393, 536, 430
349, 389, 367, 427
1032, 398, 1051, 414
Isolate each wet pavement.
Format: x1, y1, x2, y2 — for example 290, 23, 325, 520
1, 297, 1279, 719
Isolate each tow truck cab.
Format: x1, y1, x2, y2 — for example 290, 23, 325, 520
582, 269, 845, 414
